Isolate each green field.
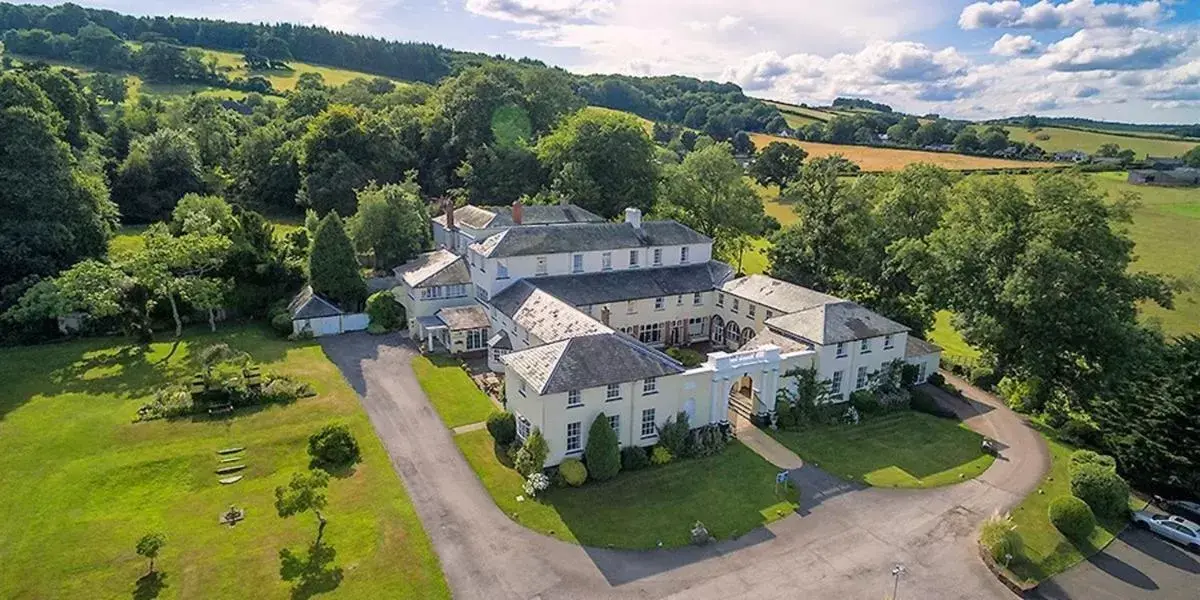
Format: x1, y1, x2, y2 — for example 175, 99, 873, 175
454, 429, 797, 549
0, 326, 448, 599
1006, 126, 1197, 158
768, 411, 994, 488
765, 101, 833, 129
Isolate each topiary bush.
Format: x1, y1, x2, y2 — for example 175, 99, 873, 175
514, 428, 548, 477
979, 512, 1023, 564
1049, 495, 1096, 541
559, 458, 587, 486
585, 414, 621, 481
621, 445, 649, 471
650, 446, 673, 466
270, 309, 294, 337
307, 424, 362, 470
486, 411, 517, 446
1070, 462, 1130, 519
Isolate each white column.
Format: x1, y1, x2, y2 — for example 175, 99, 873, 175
709, 375, 722, 424
759, 367, 780, 414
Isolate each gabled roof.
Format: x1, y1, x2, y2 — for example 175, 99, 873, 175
502, 333, 684, 395
433, 204, 605, 229
488, 330, 512, 350
765, 301, 908, 345
720, 275, 841, 314
525, 261, 734, 306
742, 327, 813, 354
489, 280, 611, 343
905, 337, 941, 358
288, 285, 343, 319
395, 249, 470, 288
436, 305, 490, 331
471, 220, 711, 258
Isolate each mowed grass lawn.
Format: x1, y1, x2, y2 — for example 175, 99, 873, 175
1006, 430, 1145, 583
409, 354, 496, 428
1004, 126, 1197, 157
454, 429, 797, 549
0, 327, 448, 599
768, 411, 995, 488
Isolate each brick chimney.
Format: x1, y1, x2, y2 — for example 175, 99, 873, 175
511, 199, 523, 225
624, 207, 642, 229
441, 197, 455, 231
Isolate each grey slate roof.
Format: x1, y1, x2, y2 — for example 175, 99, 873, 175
765, 301, 909, 345
488, 280, 611, 343
720, 275, 841, 313
472, 220, 711, 258
395, 249, 470, 288
525, 261, 734, 306
488, 330, 512, 350
433, 204, 605, 229
288, 285, 343, 319
436, 305, 490, 331
502, 333, 684, 395
742, 327, 813, 354
905, 336, 941, 358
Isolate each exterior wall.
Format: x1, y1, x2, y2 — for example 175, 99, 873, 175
446, 327, 490, 355
292, 314, 370, 337
580, 290, 713, 346
905, 352, 941, 384
392, 284, 475, 338
711, 291, 785, 348
813, 332, 908, 401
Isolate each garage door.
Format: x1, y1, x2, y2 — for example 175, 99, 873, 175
312, 317, 344, 337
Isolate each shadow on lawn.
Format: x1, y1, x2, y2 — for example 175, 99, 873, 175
280, 541, 344, 600
132, 571, 167, 600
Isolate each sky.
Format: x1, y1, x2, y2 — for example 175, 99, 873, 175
26, 0, 1200, 123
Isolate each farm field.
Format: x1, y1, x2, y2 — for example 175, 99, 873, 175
747, 132, 1061, 172
1005, 125, 1197, 158
0, 326, 448, 599
764, 100, 833, 128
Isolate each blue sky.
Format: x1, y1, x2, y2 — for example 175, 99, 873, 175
28, 0, 1200, 123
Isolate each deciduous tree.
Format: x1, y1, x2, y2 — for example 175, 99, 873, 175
748, 141, 807, 188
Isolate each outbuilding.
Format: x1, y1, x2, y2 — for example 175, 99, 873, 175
287, 286, 369, 337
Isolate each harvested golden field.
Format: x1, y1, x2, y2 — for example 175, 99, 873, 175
748, 133, 1064, 172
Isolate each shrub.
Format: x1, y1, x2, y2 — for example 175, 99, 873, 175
585, 414, 621, 481
775, 399, 797, 429
523, 472, 550, 498
621, 445, 650, 471
1069, 450, 1117, 476
270, 310, 294, 337
1049, 496, 1096, 541
900, 363, 919, 387
926, 372, 945, 387
260, 375, 314, 404
656, 412, 691, 457
979, 512, 1023, 564
366, 322, 387, 335
969, 365, 998, 389
514, 428, 548, 477
650, 446, 673, 466
307, 424, 362, 470
559, 458, 587, 486
665, 347, 705, 368
137, 385, 195, 421
1060, 414, 1103, 448
486, 411, 517, 446
910, 388, 957, 419
1070, 462, 1130, 519
687, 424, 729, 457
850, 390, 881, 415
366, 291, 405, 331
997, 376, 1043, 413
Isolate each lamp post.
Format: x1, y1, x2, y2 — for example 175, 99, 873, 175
891, 563, 906, 600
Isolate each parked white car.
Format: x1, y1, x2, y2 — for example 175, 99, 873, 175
1131, 510, 1200, 551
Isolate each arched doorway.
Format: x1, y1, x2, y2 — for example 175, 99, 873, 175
727, 374, 756, 427
710, 315, 725, 344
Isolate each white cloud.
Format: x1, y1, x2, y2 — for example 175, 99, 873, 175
1037, 27, 1195, 72
990, 33, 1042, 56
464, 0, 614, 24
1017, 90, 1059, 110
959, 0, 1167, 30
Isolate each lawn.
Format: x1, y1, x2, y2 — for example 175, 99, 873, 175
767, 411, 995, 488
0, 326, 448, 599
1005, 430, 1145, 583
1004, 126, 1197, 157
927, 310, 982, 363
747, 133, 1063, 172
109, 220, 305, 258
454, 429, 797, 549
409, 354, 497, 428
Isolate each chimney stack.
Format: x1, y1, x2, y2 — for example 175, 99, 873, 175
624, 207, 642, 229
511, 199, 523, 225
441, 197, 455, 231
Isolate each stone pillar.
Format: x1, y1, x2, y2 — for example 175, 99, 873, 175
758, 367, 780, 414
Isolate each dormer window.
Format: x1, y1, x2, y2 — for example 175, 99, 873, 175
652, 248, 662, 266
680, 246, 689, 263
629, 250, 640, 268
602, 252, 612, 271
572, 254, 584, 273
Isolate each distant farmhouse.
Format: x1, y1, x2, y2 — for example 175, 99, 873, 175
1053, 150, 1089, 163
1128, 167, 1200, 187
394, 200, 941, 467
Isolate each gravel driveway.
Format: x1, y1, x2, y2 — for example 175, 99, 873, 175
322, 333, 1050, 600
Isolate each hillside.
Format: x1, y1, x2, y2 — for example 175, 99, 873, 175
765, 100, 833, 128
748, 132, 1062, 172
1004, 126, 1197, 158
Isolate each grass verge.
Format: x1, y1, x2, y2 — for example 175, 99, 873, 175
768, 411, 995, 488
0, 326, 448, 599
454, 429, 798, 549
410, 354, 496, 428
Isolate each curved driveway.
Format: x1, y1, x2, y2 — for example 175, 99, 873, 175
322, 334, 1050, 600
